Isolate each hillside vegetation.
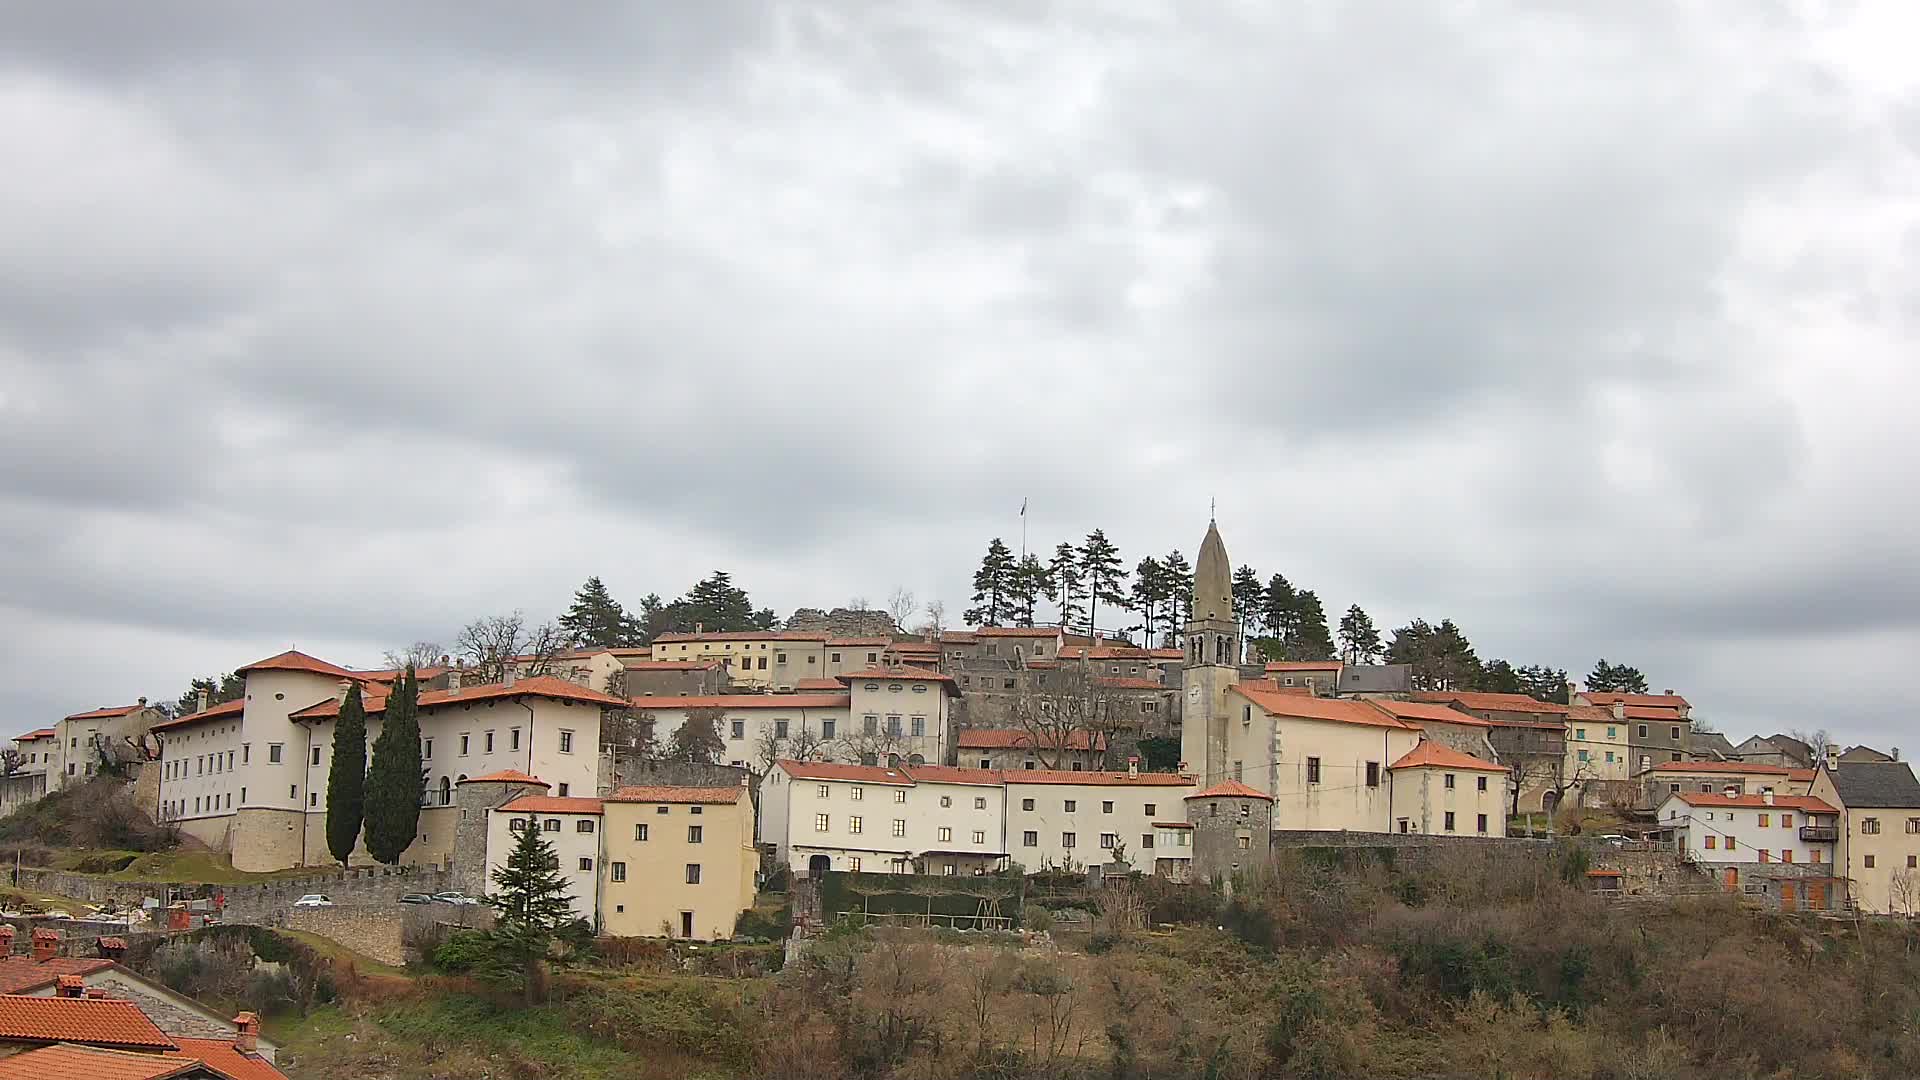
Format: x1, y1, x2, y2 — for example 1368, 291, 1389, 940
265, 845, 1920, 1080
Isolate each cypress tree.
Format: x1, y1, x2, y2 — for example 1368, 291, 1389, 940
324, 683, 368, 865
363, 666, 425, 864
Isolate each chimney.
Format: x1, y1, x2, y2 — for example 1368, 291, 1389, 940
83, 987, 109, 999
55, 974, 84, 997
695, 622, 705, 634
136, 696, 147, 708
1565, 681, 1577, 703
233, 1012, 260, 1054
439, 654, 450, 668
1894, 747, 1902, 761
447, 665, 462, 696
1762, 790, 1775, 805
196, 688, 210, 714
1723, 785, 1739, 799
1826, 743, 1840, 769
1611, 701, 1625, 721
503, 663, 518, 689
1128, 756, 1139, 779
336, 679, 352, 705
0, 925, 16, 954
32, 928, 60, 962
1663, 689, 1674, 697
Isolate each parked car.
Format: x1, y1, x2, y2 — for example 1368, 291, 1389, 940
292, 895, 334, 908
1597, 834, 1630, 847
431, 891, 481, 906
398, 893, 433, 905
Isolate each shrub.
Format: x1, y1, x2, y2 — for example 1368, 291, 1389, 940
431, 930, 497, 974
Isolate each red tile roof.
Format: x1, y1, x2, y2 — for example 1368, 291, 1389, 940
1094, 677, 1166, 691
617, 660, 721, 672
836, 665, 958, 686
776, 760, 913, 785
0, 995, 176, 1050
887, 640, 940, 651
232, 649, 359, 680
1005, 769, 1192, 787
1264, 661, 1343, 672
290, 676, 628, 720
1786, 768, 1817, 784
605, 786, 747, 805
825, 637, 893, 648
1367, 700, 1493, 728
168, 1037, 290, 1080
60, 706, 144, 722
1412, 690, 1570, 716
1622, 706, 1685, 721
973, 627, 1061, 638
457, 770, 549, 787
1058, 644, 1156, 661
1650, 761, 1790, 775
902, 765, 1004, 787
0, 1044, 211, 1080
0, 958, 116, 995
1147, 648, 1183, 659
1230, 685, 1416, 730
791, 678, 844, 691
13, 729, 55, 742
1186, 779, 1272, 801
651, 631, 829, 643
149, 698, 246, 732
956, 728, 1104, 752
1584, 691, 1690, 709
626, 693, 851, 711
499, 796, 604, 815
1670, 792, 1836, 813
1390, 742, 1507, 772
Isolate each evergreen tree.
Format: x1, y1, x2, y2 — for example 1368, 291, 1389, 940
1129, 556, 1168, 646
1048, 542, 1084, 631
651, 572, 777, 635
324, 683, 368, 866
1386, 618, 1482, 691
965, 538, 1017, 627
1291, 590, 1335, 660
1078, 530, 1127, 637
363, 667, 425, 864
1231, 565, 1265, 638
173, 673, 245, 717
1338, 605, 1383, 664
1263, 574, 1299, 649
1161, 549, 1193, 640
1475, 659, 1525, 694
558, 576, 641, 648
1008, 555, 1048, 627
668, 708, 726, 764
1587, 659, 1650, 694
1516, 664, 1571, 704
484, 820, 587, 1005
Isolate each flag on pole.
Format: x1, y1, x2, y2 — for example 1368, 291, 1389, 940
1020, 498, 1027, 517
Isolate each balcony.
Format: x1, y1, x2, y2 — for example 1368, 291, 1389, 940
1799, 826, 1838, 843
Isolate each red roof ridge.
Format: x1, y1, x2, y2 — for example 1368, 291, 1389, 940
0, 994, 177, 1050
499, 795, 604, 814
605, 786, 748, 804
1186, 779, 1272, 801
626, 693, 851, 711
61, 705, 145, 722
457, 770, 549, 787
1390, 741, 1507, 772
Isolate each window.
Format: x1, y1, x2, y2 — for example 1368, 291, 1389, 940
831, 652, 841, 663
970, 796, 986, 810
1023, 830, 1038, 847
485, 731, 495, 753
849, 786, 864, 802
310, 792, 319, 807
1443, 773, 1455, 790
656, 805, 670, 814
757, 657, 767, 670
1909, 855, 1918, 869
847, 817, 861, 835
635, 823, 649, 841
1758, 813, 1769, 827
1367, 762, 1381, 788
938, 827, 952, 842
972, 829, 985, 844
1810, 850, 1823, 864
289, 785, 297, 799
688, 824, 704, 842
775, 719, 789, 739
1782, 850, 1795, 864
1231, 760, 1242, 781
816, 784, 832, 799
1575, 728, 1587, 741
460, 734, 470, 756
1782, 814, 1793, 828
1908, 818, 1920, 834
1864, 854, 1876, 869
1003, 678, 1016, 689
685, 864, 702, 884
886, 716, 902, 736
1022, 798, 1035, 811
942, 863, 956, 876
1757, 849, 1770, 862
1444, 812, 1456, 832
910, 716, 925, 736
1064, 800, 1077, 812
1476, 776, 1488, 792
579, 857, 594, 871
510, 728, 521, 750
849, 857, 862, 872
1144, 803, 1157, 817
242, 744, 251, 764
821, 719, 835, 740
814, 814, 829, 832
1062, 832, 1076, 849
1637, 724, 1648, 739
1476, 814, 1488, 834
610, 862, 626, 882
1578, 749, 1589, 762
1100, 833, 1117, 849
731, 720, 746, 740
559, 730, 574, 753
776, 652, 787, 664
558, 783, 570, 797
1725, 837, 1736, 851
544, 819, 560, 832
1670, 726, 1681, 741
1142, 833, 1155, 849
268, 744, 283, 764
311, 746, 322, 766
1605, 752, 1615, 763
1705, 836, 1717, 850
1102, 801, 1114, 814
577, 819, 595, 833
863, 716, 878, 735
892, 789, 906, 804
892, 819, 906, 837
1862, 818, 1881, 835
1306, 757, 1321, 784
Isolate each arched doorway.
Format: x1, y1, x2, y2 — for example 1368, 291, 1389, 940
808, 855, 831, 879
908, 754, 925, 767
438, 776, 451, 806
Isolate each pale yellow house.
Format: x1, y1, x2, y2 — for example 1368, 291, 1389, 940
1810, 759, 1920, 915
1387, 741, 1506, 836
1219, 684, 1422, 832
599, 785, 758, 940
646, 631, 832, 690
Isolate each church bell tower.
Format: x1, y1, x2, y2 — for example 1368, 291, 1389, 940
1179, 517, 1240, 786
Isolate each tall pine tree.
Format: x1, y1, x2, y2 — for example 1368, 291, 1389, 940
324, 683, 368, 866
965, 538, 1017, 626
1048, 542, 1084, 631
1129, 556, 1168, 645
1339, 605, 1383, 664
1079, 530, 1126, 637
1231, 566, 1265, 637
1587, 659, 1650, 694
1263, 574, 1299, 649
484, 820, 585, 1005
1009, 554, 1047, 627
558, 576, 641, 648
363, 667, 425, 865
1291, 590, 1335, 660
1161, 549, 1193, 639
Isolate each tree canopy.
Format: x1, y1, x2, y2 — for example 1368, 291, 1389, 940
1587, 659, 1650, 694
1386, 619, 1481, 691
558, 576, 643, 648
324, 683, 368, 866
966, 538, 1017, 627
482, 820, 590, 1004
363, 668, 425, 864
1338, 605, 1383, 664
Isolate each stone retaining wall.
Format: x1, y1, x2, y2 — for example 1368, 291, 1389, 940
14, 864, 449, 925
285, 906, 410, 967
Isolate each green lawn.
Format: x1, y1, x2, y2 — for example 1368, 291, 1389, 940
49, 849, 329, 884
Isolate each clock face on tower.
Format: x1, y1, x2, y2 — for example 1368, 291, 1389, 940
1187, 685, 1202, 707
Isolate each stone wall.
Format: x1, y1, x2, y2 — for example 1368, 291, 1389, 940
0, 771, 46, 814
1192, 796, 1273, 882
13, 864, 449, 926
285, 906, 408, 967
1268, 829, 1535, 851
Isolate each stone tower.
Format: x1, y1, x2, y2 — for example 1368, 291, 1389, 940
1185, 780, 1274, 885
1179, 519, 1241, 786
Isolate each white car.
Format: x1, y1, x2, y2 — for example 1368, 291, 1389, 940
292, 894, 334, 908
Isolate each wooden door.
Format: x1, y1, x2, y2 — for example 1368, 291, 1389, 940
1722, 867, 1738, 892
1780, 881, 1797, 912
1807, 881, 1827, 910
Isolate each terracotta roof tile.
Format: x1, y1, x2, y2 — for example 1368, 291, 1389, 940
0, 1044, 211, 1080
605, 786, 746, 805
1368, 700, 1494, 727
825, 637, 893, 647
14, 729, 56, 742
168, 1037, 290, 1080
1005, 769, 1192, 787
232, 649, 359, 680
902, 765, 1004, 787
0, 995, 176, 1050
0, 958, 116, 995
1186, 779, 1272, 801
499, 796, 604, 814
1649, 761, 1790, 775
456, 770, 549, 787
290, 676, 627, 721
1669, 792, 1836, 813
1584, 691, 1691, 709
60, 706, 144, 722
790, 678, 844, 691
1622, 705, 1685, 721
1412, 690, 1570, 716
776, 760, 914, 785
627, 693, 851, 711
837, 665, 957, 685
1390, 742, 1507, 772
1230, 685, 1416, 730
149, 698, 246, 732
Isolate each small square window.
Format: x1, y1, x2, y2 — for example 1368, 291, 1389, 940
688, 825, 704, 843
635, 823, 649, 841
579, 857, 594, 871
685, 864, 702, 884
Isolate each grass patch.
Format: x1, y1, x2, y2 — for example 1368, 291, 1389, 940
47, 848, 323, 884
273, 927, 412, 980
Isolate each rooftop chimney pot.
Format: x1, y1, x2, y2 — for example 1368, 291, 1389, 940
446, 667, 462, 696
196, 688, 210, 714
233, 1012, 260, 1054
32, 929, 60, 962
136, 697, 146, 707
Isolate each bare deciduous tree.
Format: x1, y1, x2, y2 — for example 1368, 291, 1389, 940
382, 640, 445, 671
1791, 728, 1832, 765
887, 587, 917, 632
841, 722, 915, 767
0, 748, 21, 777
915, 600, 947, 640
455, 611, 568, 683
1890, 869, 1920, 918
1011, 664, 1123, 769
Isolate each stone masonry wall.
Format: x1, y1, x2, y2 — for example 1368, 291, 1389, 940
285, 907, 408, 967
14, 864, 448, 925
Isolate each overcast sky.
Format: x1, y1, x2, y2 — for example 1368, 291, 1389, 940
4, 3, 1917, 750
